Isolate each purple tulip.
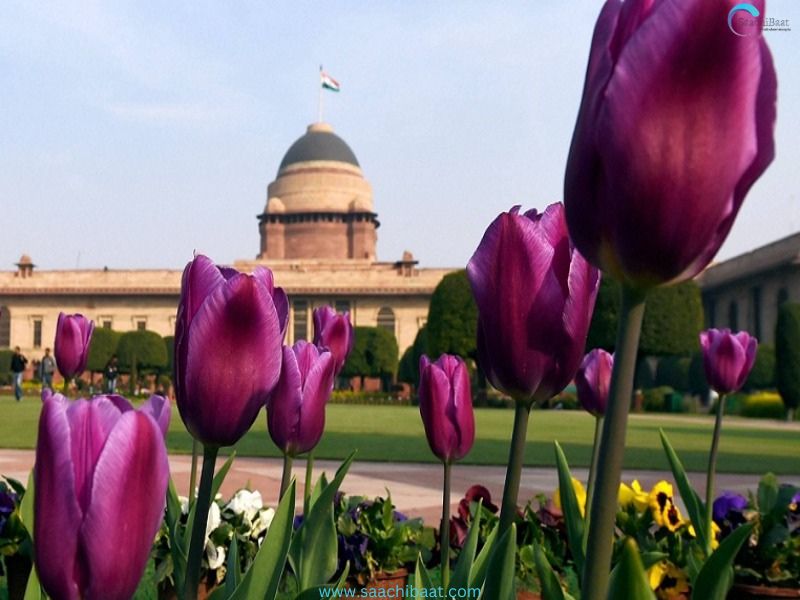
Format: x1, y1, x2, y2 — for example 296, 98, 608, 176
467, 203, 600, 403
313, 306, 354, 375
576, 349, 614, 417
34, 392, 168, 600
712, 491, 748, 523
700, 329, 758, 394
54, 312, 94, 379
174, 255, 288, 447
564, 0, 777, 288
418, 354, 475, 462
267, 341, 336, 456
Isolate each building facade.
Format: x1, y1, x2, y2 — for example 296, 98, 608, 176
0, 123, 454, 361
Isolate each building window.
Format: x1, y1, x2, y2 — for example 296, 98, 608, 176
135, 318, 147, 331
377, 307, 396, 334
293, 300, 308, 342
728, 301, 739, 331
103, 320, 112, 329
335, 300, 351, 315
751, 286, 762, 340
33, 319, 42, 349
0, 306, 10, 347
778, 287, 789, 309
99, 316, 113, 329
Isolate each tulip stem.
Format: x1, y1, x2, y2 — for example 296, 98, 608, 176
62, 377, 69, 395
705, 393, 726, 557
583, 415, 603, 541
498, 401, 531, 535
304, 452, 314, 515
280, 453, 294, 499
441, 461, 452, 591
189, 439, 200, 503
184, 444, 218, 600
581, 285, 646, 600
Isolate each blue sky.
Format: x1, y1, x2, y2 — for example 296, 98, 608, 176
1, 1, 798, 270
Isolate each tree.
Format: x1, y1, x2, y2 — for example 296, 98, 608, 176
163, 335, 175, 375
86, 328, 122, 373
744, 343, 775, 391
775, 303, 800, 419
397, 325, 428, 387
586, 279, 704, 356
688, 352, 710, 397
426, 270, 477, 359
655, 356, 690, 392
117, 330, 168, 393
341, 326, 399, 391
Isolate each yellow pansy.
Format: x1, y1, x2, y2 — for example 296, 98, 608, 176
649, 481, 683, 532
647, 561, 690, 599
553, 477, 587, 517
619, 479, 650, 511
687, 521, 721, 549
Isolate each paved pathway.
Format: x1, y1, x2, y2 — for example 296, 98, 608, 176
2, 449, 793, 523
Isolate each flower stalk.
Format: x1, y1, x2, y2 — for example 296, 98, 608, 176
184, 444, 219, 600
584, 415, 603, 534
705, 393, 726, 556
280, 453, 294, 499
498, 401, 531, 534
441, 461, 452, 590
581, 285, 646, 600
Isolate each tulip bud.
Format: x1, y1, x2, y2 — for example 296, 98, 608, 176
267, 341, 336, 457
467, 203, 600, 403
699, 328, 757, 394
54, 312, 94, 379
564, 0, 777, 288
34, 392, 169, 600
313, 305, 354, 375
174, 255, 288, 447
575, 349, 614, 417
418, 354, 475, 463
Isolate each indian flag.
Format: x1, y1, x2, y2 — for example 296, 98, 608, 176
320, 70, 341, 92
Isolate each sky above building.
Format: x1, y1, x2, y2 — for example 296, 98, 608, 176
1, 1, 799, 271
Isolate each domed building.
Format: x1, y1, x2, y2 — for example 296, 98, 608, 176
0, 122, 453, 373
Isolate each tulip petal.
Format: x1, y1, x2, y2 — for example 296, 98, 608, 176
419, 362, 458, 461
181, 255, 225, 325
182, 273, 282, 446
34, 395, 82, 600
141, 394, 171, 438
295, 351, 335, 454
268, 346, 303, 454
451, 359, 475, 461
81, 411, 169, 600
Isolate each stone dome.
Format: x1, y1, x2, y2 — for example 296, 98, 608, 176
278, 122, 359, 174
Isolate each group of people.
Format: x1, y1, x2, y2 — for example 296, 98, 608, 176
8, 348, 119, 401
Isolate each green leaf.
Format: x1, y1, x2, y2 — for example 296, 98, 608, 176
294, 566, 350, 600
554, 442, 585, 575
290, 452, 355, 591
224, 537, 241, 598
640, 552, 668, 570
659, 429, 708, 553
449, 500, 482, 592
414, 554, 435, 592
533, 543, 568, 600
19, 471, 34, 539
482, 524, 516, 600
607, 538, 656, 600
470, 524, 497, 587
229, 480, 296, 600
183, 452, 236, 553
693, 522, 754, 600
165, 477, 187, 590
22, 567, 44, 600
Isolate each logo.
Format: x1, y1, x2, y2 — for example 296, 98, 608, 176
728, 3, 791, 36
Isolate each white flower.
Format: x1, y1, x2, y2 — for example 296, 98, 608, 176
251, 507, 275, 538
206, 501, 221, 541
206, 543, 226, 570
226, 489, 263, 522
179, 496, 190, 515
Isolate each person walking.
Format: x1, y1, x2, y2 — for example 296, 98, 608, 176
104, 354, 119, 393
11, 347, 28, 402
40, 348, 56, 390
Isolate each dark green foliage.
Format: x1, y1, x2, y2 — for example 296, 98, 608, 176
341, 327, 398, 385
775, 303, 800, 415
117, 330, 168, 373
425, 270, 477, 359
586, 279, 704, 356
0, 349, 14, 385
688, 352, 710, 396
396, 326, 428, 387
86, 327, 122, 372
655, 356, 690, 392
397, 346, 415, 385
744, 343, 775, 391
634, 356, 655, 390
163, 336, 175, 374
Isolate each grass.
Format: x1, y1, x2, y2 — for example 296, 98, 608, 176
1, 395, 798, 474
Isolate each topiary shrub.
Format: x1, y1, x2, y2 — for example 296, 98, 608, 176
86, 327, 122, 374
426, 270, 477, 359
688, 351, 710, 397
740, 392, 785, 419
775, 303, 800, 420
655, 356, 691, 392
117, 330, 168, 393
0, 349, 14, 385
342, 326, 398, 392
642, 386, 674, 412
744, 343, 775, 391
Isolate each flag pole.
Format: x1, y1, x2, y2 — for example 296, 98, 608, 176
318, 65, 324, 123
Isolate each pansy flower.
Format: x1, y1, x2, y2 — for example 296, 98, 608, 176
649, 481, 683, 532
648, 561, 690, 600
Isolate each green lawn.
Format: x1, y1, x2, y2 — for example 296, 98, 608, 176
1, 395, 798, 474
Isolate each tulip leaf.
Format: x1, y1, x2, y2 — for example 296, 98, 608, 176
293, 565, 350, 600
183, 451, 236, 554
470, 524, 498, 587
229, 480, 296, 600
449, 500, 482, 592
533, 543, 575, 600
224, 536, 241, 598
414, 553, 435, 592
607, 538, 656, 600
692, 522, 754, 600
22, 567, 44, 600
659, 430, 708, 554
290, 452, 355, 591
19, 470, 34, 538
554, 442, 585, 575
482, 524, 516, 600
165, 477, 188, 590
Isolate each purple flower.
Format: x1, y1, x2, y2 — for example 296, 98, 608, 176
564, 0, 777, 288
34, 392, 169, 600
713, 492, 748, 522
313, 306, 354, 375
0, 489, 17, 535
467, 203, 600, 403
174, 255, 288, 447
575, 349, 614, 417
54, 313, 94, 379
418, 354, 475, 463
267, 341, 336, 456
700, 329, 758, 394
